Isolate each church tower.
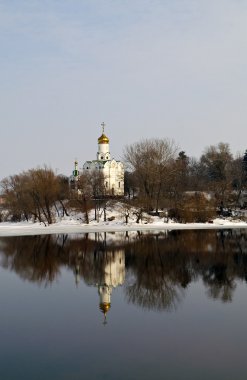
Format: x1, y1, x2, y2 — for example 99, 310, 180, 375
69, 159, 80, 191
97, 122, 111, 161
83, 122, 124, 196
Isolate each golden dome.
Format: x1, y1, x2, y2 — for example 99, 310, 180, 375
98, 133, 109, 144
99, 302, 111, 315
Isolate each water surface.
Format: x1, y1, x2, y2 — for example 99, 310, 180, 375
0, 229, 247, 379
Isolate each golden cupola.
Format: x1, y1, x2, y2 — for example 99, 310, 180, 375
98, 133, 109, 144
98, 122, 109, 144
99, 302, 111, 324
99, 302, 111, 315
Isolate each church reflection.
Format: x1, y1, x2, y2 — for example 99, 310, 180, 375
96, 250, 125, 324
71, 233, 125, 323
1, 229, 247, 315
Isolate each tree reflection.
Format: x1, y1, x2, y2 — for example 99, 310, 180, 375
124, 235, 187, 311
0, 229, 247, 312
126, 282, 184, 312
203, 264, 236, 302
0, 235, 64, 285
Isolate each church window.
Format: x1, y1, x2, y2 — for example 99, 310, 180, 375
106, 182, 108, 188
119, 182, 121, 188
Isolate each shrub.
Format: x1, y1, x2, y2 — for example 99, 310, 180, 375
169, 193, 216, 223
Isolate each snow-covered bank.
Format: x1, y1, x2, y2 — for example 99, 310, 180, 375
0, 218, 247, 237
1, 201, 246, 237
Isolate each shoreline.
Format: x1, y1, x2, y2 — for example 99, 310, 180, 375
0, 220, 247, 237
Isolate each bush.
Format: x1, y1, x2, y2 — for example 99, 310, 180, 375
169, 193, 216, 223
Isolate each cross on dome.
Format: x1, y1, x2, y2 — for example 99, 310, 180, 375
98, 122, 109, 144
101, 122, 105, 133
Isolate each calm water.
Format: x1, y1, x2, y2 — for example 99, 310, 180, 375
0, 229, 247, 380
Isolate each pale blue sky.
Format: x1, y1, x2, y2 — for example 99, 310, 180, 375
0, 0, 247, 179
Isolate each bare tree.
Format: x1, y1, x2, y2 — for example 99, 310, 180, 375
124, 138, 178, 212
86, 170, 105, 222
75, 174, 92, 224
124, 171, 137, 199
56, 175, 70, 217
166, 151, 190, 209
1, 167, 64, 225
1, 174, 33, 221
27, 167, 60, 225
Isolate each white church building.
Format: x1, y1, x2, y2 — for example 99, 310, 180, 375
70, 123, 124, 196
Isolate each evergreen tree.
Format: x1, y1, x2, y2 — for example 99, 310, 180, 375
243, 150, 247, 173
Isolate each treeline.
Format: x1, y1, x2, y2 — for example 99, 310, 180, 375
1, 139, 247, 224
124, 139, 247, 220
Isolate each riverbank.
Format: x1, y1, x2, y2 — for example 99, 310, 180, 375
0, 217, 246, 237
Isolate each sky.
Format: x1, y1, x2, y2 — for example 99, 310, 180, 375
0, 0, 247, 179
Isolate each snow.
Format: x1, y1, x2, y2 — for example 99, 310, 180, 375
0, 210, 246, 237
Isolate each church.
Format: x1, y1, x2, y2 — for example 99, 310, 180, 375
70, 123, 124, 196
